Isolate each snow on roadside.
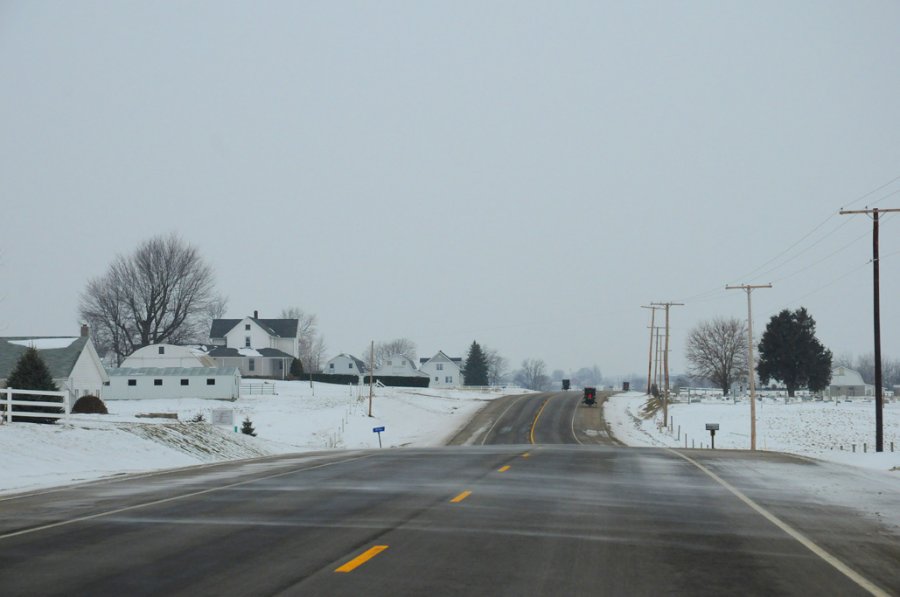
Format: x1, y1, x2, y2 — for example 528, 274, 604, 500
604, 391, 900, 471
0, 381, 508, 495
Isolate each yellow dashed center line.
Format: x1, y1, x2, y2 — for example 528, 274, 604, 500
498, 465, 511, 473
522, 452, 530, 458
450, 490, 472, 503
335, 545, 389, 573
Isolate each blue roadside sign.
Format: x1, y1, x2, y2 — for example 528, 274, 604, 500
373, 426, 385, 433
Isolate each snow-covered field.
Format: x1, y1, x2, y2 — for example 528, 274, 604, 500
605, 391, 900, 471
0, 381, 510, 495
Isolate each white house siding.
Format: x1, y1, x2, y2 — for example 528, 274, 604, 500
419, 352, 464, 388
105, 368, 240, 400
62, 346, 109, 400
273, 337, 299, 358
225, 319, 276, 351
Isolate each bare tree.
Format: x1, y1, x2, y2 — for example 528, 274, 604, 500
194, 293, 228, 344
80, 233, 218, 365
281, 307, 327, 373
685, 317, 748, 395
484, 347, 508, 386
853, 353, 900, 387
514, 358, 550, 391
364, 338, 418, 368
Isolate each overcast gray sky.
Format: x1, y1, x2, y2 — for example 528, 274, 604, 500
2, 1, 899, 378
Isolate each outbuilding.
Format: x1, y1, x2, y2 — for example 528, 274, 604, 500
105, 367, 240, 400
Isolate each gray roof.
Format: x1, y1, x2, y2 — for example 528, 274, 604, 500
209, 318, 299, 340
108, 367, 240, 377
206, 347, 294, 359
0, 336, 90, 380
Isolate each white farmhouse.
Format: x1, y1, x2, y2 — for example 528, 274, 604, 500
0, 327, 109, 402
419, 351, 465, 388
208, 312, 297, 377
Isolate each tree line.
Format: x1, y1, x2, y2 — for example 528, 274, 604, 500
686, 307, 835, 397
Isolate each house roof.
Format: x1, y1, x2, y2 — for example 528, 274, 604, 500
206, 347, 294, 359
420, 351, 463, 365
108, 367, 240, 377
209, 318, 299, 339
0, 336, 90, 381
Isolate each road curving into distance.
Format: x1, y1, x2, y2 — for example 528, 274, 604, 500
0, 390, 898, 596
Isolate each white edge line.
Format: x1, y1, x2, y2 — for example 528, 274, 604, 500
569, 393, 584, 445
0, 454, 372, 542
666, 448, 889, 597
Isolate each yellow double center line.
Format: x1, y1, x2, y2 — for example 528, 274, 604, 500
529, 397, 552, 445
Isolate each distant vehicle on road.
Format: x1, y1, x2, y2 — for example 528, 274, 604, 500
582, 387, 597, 406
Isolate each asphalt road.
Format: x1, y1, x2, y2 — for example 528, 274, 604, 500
1, 392, 898, 596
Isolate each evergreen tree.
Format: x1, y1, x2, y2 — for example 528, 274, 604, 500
757, 307, 833, 397
462, 341, 489, 386
241, 416, 257, 437
6, 347, 60, 423
289, 357, 304, 379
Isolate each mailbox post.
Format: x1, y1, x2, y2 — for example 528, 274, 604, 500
705, 423, 719, 449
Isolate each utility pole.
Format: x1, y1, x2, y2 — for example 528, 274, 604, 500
726, 284, 772, 451
641, 305, 662, 395
839, 207, 900, 452
368, 340, 375, 417
651, 302, 683, 426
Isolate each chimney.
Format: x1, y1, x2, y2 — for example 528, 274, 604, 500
253, 310, 259, 319
80, 323, 89, 337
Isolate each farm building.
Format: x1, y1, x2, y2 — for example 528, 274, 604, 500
105, 367, 240, 400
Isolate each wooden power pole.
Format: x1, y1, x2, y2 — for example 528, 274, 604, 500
726, 284, 772, 451
641, 305, 662, 395
839, 207, 900, 452
368, 340, 375, 417
651, 302, 683, 426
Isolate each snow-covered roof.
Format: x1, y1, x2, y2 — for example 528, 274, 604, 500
830, 367, 865, 387
108, 367, 240, 377
7, 337, 78, 350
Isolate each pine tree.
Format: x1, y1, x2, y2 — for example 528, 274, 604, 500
7, 347, 60, 424
757, 307, 833, 397
241, 416, 257, 437
462, 341, 489, 386
289, 357, 305, 379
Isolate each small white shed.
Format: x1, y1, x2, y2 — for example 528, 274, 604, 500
105, 367, 241, 400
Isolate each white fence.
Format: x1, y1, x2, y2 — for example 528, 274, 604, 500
1, 388, 70, 423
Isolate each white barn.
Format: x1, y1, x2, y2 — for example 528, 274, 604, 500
324, 354, 368, 377
828, 367, 871, 398
373, 354, 430, 379
105, 367, 241, 400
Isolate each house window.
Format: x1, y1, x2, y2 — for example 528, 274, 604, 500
437, 363, 444, 371
207, 379, 216, 385
158, 346, 165, 355
245, 324, 251, 330
434, 376, 439, 382
349, 363, 354, 369
154, 379, 163, 386
181, 379, 189, 386
249, 359, 255, 372
445, 376, 453, 384
128, 379, 137, 387
277, 360, 283, 370
245, 336, 251, 347
329, 363, 334, 370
